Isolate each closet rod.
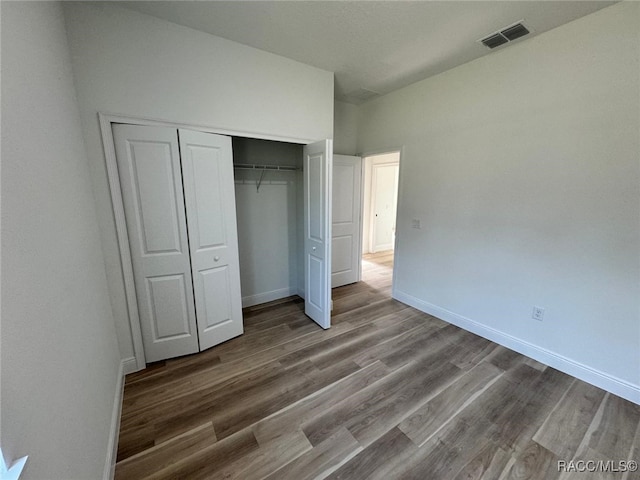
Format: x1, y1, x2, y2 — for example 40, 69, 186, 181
233, 164, 299, 171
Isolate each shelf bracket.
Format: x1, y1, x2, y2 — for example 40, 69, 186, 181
256, 168, 266, 192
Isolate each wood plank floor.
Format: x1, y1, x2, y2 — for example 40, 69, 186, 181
116, 251, 640, 479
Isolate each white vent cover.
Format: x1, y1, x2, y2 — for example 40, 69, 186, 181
480, 21, 530, 49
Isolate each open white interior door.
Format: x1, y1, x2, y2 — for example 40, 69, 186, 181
332, 154, 362, 288
303, 140, 333, 329
371, 163, 399, 253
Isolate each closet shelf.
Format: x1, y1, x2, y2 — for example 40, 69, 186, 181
234, 163, 299, 192
233, 164, 299, 172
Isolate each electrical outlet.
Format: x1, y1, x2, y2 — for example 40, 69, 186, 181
532, 306, 545, 321
411, 219, 421, 229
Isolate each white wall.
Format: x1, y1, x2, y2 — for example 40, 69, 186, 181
233, 138, 302, 306
357, 2, 639, 401
62, 2, 334, 362
334, 100, 359, 155
1, 2, 122, 478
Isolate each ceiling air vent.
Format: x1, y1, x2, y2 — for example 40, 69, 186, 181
481, 33, 508, 49
480, 22, 530, 49
501, 23, 530, 41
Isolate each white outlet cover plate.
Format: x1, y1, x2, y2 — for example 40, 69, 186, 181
532, 306, 545, 321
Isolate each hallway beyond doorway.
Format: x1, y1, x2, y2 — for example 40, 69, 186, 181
361, 250, 394, 297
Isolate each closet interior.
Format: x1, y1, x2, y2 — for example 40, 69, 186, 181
231, 137, 304, 308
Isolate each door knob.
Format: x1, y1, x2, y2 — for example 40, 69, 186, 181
214, 256, 220, 262
312, 246, 316, 251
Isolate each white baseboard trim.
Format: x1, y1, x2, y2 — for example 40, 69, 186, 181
242, 287, 298, 308
121, 356, 138, 375
103, 359, 126, 480
393, 289, 640, 405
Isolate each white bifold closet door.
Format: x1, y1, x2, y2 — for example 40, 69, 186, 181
113, 124, 243, 363
303, 140, 333, 329
178, 129, 243, 351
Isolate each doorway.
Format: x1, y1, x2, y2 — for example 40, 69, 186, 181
361, 151, 400, 287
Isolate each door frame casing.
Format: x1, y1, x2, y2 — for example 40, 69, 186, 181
358, 147, 405, 300
99, 112, 315, 371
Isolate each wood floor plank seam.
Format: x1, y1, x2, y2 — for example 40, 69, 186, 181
399, 362, 506, 448
121, 323, 362, 411
251, 360, 391, 439
116, 252, 640, 480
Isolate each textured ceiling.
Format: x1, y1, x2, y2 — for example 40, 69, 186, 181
119, 1, 616, 104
